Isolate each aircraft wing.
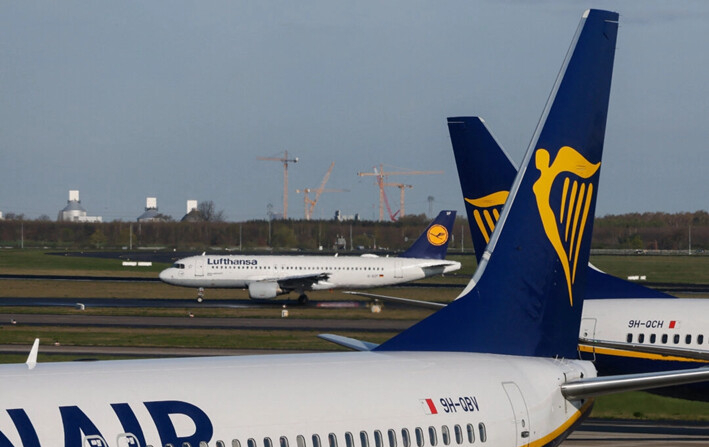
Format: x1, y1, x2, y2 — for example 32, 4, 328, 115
343, 291, 446, 310
267, 273, 331, 291
562, 366, 709, 400
579, 337, 709, 362
318, 334, 379, 351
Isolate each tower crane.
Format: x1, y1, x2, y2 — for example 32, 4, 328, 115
357, 164, 443, 221
382, 183, 413, 218
295, 162, 349, 220
257, 151, 298, 219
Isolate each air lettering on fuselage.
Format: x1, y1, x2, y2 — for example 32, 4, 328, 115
1, 400, 212, 447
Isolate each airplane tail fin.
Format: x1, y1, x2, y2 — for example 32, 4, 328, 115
377, 9, 619, 357
449, 117, 673, 300
448, 117, 516, 263
399, 210, 456, 260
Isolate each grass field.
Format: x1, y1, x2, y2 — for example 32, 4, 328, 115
1, 249, 709, 421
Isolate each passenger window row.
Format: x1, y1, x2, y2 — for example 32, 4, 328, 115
148, 423, 488, 447
626, 332, 705, 346
209, 265, 384, 271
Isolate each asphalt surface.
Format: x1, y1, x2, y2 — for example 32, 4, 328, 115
565, 419, 709, 446
0, 313, 412, 332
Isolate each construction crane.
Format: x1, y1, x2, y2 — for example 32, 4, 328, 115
383, 183, 413, 218
257, 151, 298, 219
295, 162, 349, 220
357, 164, 443, 221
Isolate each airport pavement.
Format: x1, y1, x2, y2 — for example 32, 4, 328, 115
0, 313, 412, 331
564, 419, 709, 446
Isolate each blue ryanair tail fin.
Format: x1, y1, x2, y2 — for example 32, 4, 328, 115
448, 117, 516, 260
377, 9, 619, 357
399, 210, 456, 260
448, 116, 673, 299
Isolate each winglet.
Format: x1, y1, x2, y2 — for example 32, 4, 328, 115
26, 338, 39, 370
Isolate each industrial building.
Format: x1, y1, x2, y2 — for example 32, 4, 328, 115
57, 190, 102, 222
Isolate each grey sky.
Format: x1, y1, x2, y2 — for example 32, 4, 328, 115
2, 1, 708, 221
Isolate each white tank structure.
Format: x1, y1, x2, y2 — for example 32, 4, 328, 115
137, 197, 165, 222
181, 199, 202, 222
57, 190, 102, 222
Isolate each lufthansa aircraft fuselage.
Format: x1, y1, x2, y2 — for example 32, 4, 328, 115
159, 254, 461, 292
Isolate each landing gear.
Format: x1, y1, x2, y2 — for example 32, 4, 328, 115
197, 287, 204, 303
298, 293, 309, 305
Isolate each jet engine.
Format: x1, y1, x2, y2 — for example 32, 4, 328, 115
248, 281, 281, 299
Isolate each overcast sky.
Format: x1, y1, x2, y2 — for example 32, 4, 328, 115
2, 1, 708, 221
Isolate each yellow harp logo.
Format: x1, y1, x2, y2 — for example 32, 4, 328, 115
532, 146, 600, 306
464, 191, 509, 244
427, 224, 449, 246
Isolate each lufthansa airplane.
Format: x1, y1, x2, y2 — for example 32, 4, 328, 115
3, 10, 709, 447
446, 116, 709, 400
159, 211, 461, 303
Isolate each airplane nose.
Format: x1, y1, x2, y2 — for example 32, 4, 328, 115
158, 269, 169, 282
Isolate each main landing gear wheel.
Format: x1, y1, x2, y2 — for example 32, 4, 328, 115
197, 288, 204, 303
298, 294, 309, 305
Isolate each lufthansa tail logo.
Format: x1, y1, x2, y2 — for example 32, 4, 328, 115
427, 224, 449, 246
533, 146, 600, 306
464, 191, 509, 243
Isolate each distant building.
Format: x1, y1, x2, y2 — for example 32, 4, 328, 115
334, 210, 360, 222
137, 197, 167, 222
0, 211, 3, 220
57, 190, 102, 222
181, 200, 202, 222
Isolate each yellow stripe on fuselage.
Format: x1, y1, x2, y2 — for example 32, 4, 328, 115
578, 344, 709, 363
528, 399, 594, 447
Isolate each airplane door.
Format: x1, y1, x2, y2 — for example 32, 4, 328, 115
502, 382, 530, 447
394, 260, 403, 278
579, 318, 597, 361
196, 258, 205, 277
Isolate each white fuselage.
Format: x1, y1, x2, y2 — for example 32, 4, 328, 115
0, 351, 596, 447
580, 298, 709, 358
159, 255, 461, 291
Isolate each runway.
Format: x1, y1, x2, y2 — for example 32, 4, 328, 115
564, 419, 709, 446
0, 313, 411, 332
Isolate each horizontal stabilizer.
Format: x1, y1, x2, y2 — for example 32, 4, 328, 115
562, 366, 709, 400
318, 334, 379, 351
343, 291, 446, 310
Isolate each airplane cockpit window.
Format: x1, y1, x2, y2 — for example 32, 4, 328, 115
280, 437, 289, 447
328, 433, 338, 447
173, 263, 186, 269
441, 426, 450, 446
415, 427, 424, 447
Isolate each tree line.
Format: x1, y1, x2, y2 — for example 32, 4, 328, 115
0, 211, 707, 252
